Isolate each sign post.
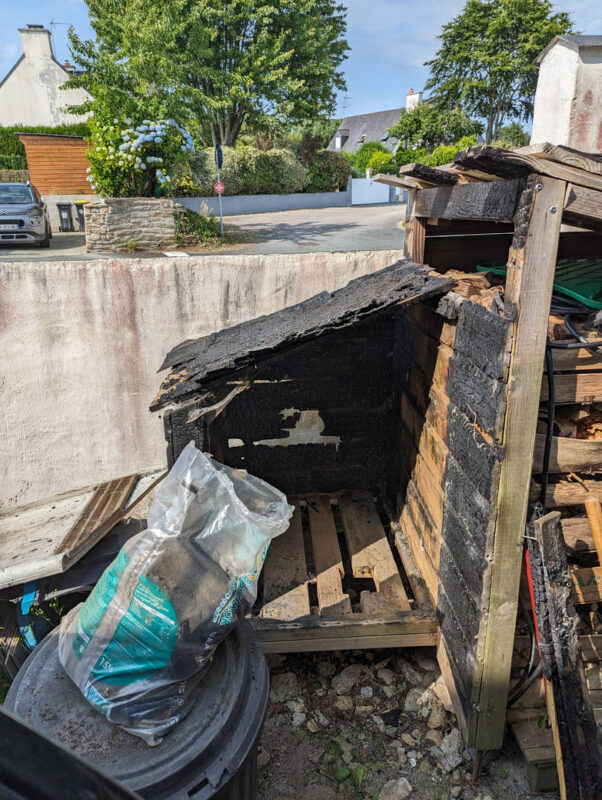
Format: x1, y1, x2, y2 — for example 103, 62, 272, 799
214, 143, 224, 239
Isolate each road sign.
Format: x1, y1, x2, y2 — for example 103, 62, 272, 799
214, 181, 225, 194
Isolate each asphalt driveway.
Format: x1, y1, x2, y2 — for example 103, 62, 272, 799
0, 203, 405, 261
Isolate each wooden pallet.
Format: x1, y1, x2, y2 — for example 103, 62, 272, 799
251, 492, 438, 653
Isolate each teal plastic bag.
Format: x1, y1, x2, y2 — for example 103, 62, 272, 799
58, 442, 293, 744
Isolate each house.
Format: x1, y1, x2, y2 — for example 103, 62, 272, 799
531, 35, 602, 152
328, 89, 424, 154
0, 25, 91, 127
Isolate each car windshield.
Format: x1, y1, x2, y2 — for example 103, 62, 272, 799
0, 185, 35, 204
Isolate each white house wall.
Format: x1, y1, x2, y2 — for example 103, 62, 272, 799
0, 28, 90, 127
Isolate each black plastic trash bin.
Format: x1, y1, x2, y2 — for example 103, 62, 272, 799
74, 201, 87, 232
5, 620, 269, 800
56, 203, 75, 232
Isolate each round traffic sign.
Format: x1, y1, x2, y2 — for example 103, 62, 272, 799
214, 181, 225, 194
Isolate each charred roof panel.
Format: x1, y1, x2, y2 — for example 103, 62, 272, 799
152, 260, 453, 410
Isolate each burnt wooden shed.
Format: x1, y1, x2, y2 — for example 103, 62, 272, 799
153, 145, 602, 771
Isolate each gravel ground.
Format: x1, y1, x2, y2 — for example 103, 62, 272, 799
257, 647, 557, 800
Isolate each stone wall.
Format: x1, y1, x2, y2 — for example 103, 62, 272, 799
0, 249, 404, 508
85, 197, 178, 252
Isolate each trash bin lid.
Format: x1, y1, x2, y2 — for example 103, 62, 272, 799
5, 620, 268, 798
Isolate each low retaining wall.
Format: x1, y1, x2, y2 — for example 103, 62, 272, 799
0, 249, 404, 507
177, 179, 352, 216
85, 197, 178, 252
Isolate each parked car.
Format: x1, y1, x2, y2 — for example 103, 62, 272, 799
0, 182, 52, 247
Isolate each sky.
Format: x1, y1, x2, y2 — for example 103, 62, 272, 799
1, 0, 601, 119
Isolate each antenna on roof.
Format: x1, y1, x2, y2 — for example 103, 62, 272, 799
340, 95, 353, 117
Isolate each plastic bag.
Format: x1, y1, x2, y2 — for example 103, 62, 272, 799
58, 441, 293, 744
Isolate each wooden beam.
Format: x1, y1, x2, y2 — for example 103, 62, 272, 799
563, 183, 602, 231
533, 433, 602, 473
405, 216, 426, 262
398, 162, 459, 186
561, 517, 595, 555
572, 566, 602, 604
413, 178, 524, 222
541, 371, 602, 405
473, 175, 566, 751
454, 145, 602, 193
542, 478, 602, 507
372, 173, 415, 190
528, 512, 601, 799
518, 143, 602, 176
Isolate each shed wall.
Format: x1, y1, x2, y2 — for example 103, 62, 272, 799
18, 135, 92, 195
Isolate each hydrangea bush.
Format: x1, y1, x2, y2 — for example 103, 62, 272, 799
86, 117, 195, 197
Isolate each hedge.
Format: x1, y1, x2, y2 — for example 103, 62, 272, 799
306, 151, 350, 193
0, 123, 92, 169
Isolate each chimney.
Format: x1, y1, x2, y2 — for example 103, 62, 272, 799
18, 26, 53, 60
63, 60, 75, 73
405, 89, 424, 111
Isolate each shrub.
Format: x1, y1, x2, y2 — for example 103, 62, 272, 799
366, 151, 395, 173
306, 150, 350, 192
86, 115, 195, 197
192, 147, 256, 196
0, 123, 91, 170
354, 142, 389, 171
174, 207, 221, 246
245, 149, 309, 195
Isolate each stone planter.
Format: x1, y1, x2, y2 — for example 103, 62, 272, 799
85, 197, 179, 253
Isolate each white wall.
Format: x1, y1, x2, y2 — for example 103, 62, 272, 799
0, 249, 404, 508
531, 40, 602, 152
351, 178, 394, 205
0, 28, 90, 126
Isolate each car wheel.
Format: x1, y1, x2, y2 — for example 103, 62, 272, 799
39, 225, 51, 248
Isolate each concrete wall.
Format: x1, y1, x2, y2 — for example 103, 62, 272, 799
0, 28, 90, 127
531, 38, 602, 152
0, 249, 404, 508
177, 180, 352, 216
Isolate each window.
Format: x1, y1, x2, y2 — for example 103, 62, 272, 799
357, 133, 367, 144
0, 185, 35, 204
381, 132, 389, 142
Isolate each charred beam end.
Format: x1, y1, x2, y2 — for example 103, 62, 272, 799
413, 177, 525, 223
399, 162, 459, 186
528, 512, 602, 799
150, 261, 454, 411
453, 145, 532, 180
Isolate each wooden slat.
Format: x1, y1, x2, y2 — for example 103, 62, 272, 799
413, 178, 524, 222
372, 173, 416, 190
572, 566, 602, 604
549, 346, 602, 372
399, 489, 439, 607
533, 433, 602, 473
518, 143, 602, 176
563, 183, 602, 231
398, 163, 459, 186
541, 372, 602, 404
261, 505, 310, 620
340, 494, 410, 611
258, 630, 438, 654
454, 145, 602, 193
474, 175, 566, 751
306, 496, 351, 617
405, 216, 427, 262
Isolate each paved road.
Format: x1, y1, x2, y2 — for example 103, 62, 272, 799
0, 204, 404, 261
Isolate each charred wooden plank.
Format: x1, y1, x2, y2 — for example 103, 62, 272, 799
527, 512, 602, 799
413, 178, 524, 223
518, 143, 602, 176
454, 145, 602, 193
398, 162, 459, 186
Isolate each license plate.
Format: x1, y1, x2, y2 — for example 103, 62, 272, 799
0, 224, 18, 231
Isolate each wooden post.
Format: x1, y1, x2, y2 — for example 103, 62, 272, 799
473, 175, 566, 750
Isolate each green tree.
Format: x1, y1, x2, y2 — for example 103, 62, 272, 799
493, 122, 529, 148
66, 0, 348, 147
424, 0, 573, 143
388, 104, 482, 152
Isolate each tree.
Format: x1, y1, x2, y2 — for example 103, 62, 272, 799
65, 0, 348, 147
493, 122, 529, 148
388, 104, 482, 152
424, 0, 573, 143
